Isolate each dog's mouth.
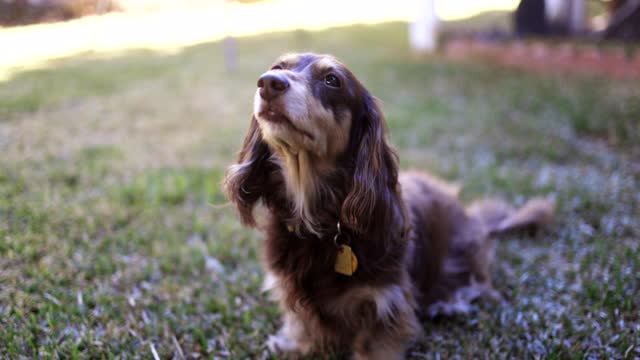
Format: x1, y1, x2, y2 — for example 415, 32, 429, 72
259, 107, 290, 124
257, 106, 314, 140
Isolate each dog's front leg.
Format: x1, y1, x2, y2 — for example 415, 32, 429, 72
266, 310, 313, 356
352, 329, 409, 360
352, 314, 419, 360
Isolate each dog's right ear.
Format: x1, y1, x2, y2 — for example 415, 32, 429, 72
341, 94, 400, 235
223, 116, 271, 227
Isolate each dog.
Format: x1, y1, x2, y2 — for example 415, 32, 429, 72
224, 53, 553, 359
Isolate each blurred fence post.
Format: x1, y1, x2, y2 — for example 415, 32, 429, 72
569, 0, 585, 34
224, 0, 238, 73
409, 0, 439, 53
92, 0, 111, 52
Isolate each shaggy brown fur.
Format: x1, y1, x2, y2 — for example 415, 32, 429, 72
224, 53, 553, 358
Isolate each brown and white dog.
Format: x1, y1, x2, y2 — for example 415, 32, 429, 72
224, 53, 553, 359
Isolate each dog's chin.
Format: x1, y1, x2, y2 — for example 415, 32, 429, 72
256, 110, 293, 137
255, 111, 303, 152
255, 105, 318, 153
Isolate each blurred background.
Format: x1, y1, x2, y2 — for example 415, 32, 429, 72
1, 0, 640, 78
1, 0, 639, 358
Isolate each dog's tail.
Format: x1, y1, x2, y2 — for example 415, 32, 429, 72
467, 197, 554, 236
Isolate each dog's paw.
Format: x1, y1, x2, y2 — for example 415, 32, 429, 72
484, 288, 505, 303
266, 333, 301, 354
427, 300, 475, 318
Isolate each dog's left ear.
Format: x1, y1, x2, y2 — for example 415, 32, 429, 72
341, 94, 400, 235
223, 116, 272, 227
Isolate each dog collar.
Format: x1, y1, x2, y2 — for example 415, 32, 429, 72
283, 220, 358, 276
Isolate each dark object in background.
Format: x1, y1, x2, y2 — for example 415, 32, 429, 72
514, 0, 548, 36
603, 0, 640, 41
0, 0, 120, 27
609, 0, 628, 13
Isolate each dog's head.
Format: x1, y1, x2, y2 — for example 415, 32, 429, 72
253, 53, 361, 159
225, 53, 400, 235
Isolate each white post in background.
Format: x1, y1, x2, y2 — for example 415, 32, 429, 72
569, 0, 586, 34
409, 0, 439, 53
545, 0, 568, 25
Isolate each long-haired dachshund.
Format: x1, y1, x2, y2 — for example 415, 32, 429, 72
224, 53, 553, 359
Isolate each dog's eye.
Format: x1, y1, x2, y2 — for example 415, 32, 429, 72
271, 64, 283, 70
324, 74, 341, 88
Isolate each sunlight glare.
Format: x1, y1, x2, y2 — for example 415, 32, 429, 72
0, 0, 519, 81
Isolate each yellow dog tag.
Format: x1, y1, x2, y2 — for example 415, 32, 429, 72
334, 245, 358, 276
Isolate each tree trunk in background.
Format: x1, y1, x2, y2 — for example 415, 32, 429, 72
514, 0, 548, 36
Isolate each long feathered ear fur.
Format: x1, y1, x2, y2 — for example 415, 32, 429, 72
223, 116, 272, 227
341, 94, 400, 235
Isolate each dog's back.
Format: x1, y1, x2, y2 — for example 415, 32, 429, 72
400, 171, 553, 317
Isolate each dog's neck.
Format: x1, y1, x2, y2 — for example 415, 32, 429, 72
270, 146, 343, 237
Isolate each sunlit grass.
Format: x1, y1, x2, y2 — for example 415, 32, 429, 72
0, 0, 520, 81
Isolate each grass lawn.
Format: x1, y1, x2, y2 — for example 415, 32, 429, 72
1, 22, 639, 358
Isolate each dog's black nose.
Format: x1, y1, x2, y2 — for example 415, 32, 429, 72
257, 72, 289, 101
